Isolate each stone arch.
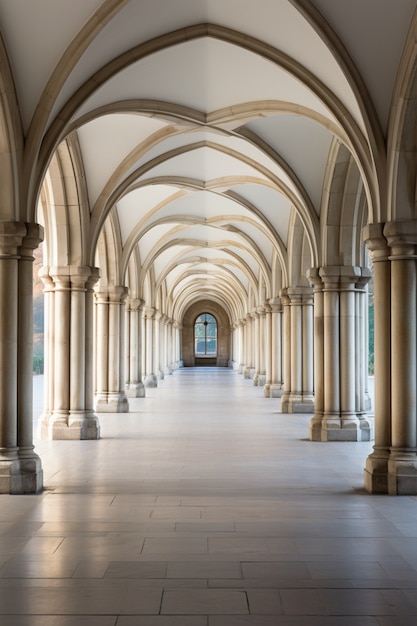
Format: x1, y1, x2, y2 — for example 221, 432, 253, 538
321, 140, 369, 267
388, 10, 417, 221
182, 300, 231, 367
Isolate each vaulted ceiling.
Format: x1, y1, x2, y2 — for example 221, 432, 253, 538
1, 0, 414, 320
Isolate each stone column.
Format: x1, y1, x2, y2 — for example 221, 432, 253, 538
164, 318, 173, 375
281, 287, 314, 413
39, 265, 101, 438
279, 289, 291, 409
268, 298, 283, 397
307, 269, 324, 439
175, 322, 183, 368
263, 303, 272, 396
252, 309, 260, 385
16, 224, 43, 492
258, 306, 267, 386
238, 319, 246, 374
308, 266, 372, 441
154, 310, 164, 380
125, 298, 145, 398
244, 313, 252, 378
385, 221, 417, 494
143, 307, 157, 386
94, 286, 129, 412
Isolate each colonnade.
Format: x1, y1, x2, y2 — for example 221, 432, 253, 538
3, 224, 417, 495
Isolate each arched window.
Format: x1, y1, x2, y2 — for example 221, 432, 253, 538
194, 313, 217, 356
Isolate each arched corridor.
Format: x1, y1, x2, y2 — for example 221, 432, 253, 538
0, 368, 414, 623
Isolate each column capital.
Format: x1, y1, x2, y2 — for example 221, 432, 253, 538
384, 220, 417, 258
363, 222, 389, 262
268, 297, 282, 313
0, 221, 27, 256
126, 297, 145, 311
318, 265, 369, 289
18, 223, 44, 258
307, 267, 323, 289
144, 306, 155, 319
286, 286, 314, 304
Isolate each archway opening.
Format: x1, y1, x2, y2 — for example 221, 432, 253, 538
194, 313, 217, 366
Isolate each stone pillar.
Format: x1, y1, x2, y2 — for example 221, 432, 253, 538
252, 309, 260, 385
125, 298, 145, 398
263, 303, 272, 396
143, 307, 157, 386
258, 306, 267, 386
244, 313, 252, 378
307, 269, 325, 439
387, 224, 417, 494
175, 322, 183, 368
154, 310, 164, 380
0, 223, 44, 493
39, 265, 101, 438
94, 286, 129, 412
238, 319, 246, 374
280, 289, 291, 407
281, 287, 314, 413
308, 266, 372, 441
164, 318, 173, 375
269, 297, 283, 398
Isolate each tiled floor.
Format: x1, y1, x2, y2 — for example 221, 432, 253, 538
1, 368, 417, 625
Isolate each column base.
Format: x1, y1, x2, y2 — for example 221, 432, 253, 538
253, 373, 259, 386
311, 414, 374, 441
269, 384, 283, 398
144, 374, 158, 388
39, 411, 101, 439
258, 374, 266, 387
0, 454, 43, 494
164, 366, 173, 375
157, 369, 164, 380
281, 393, 314, 414
95, 393, 129, 413
126, 382, 146, 398
363, 450, 389, 494
387, 450, 417, 495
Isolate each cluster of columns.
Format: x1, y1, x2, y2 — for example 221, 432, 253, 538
307, 266, 372, 442
0, 222, 43, 493
142, 307, 182, 387
235, 293, 314, 411
364, 222, 417, 495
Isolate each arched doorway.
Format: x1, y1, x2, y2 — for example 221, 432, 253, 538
194, 313, 218, 365
182, 301, 230, 367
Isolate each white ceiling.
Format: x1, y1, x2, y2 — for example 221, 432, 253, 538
0, 0, 415, 318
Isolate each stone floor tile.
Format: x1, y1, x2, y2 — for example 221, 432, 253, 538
142, 537, 208, 554
118, 618, 207, 625
161, 589, 249, 614
166, 560, 242, 578
0, 618, 117, 626
0, 368, 411, 623
104, 560, 167, 578
209, 618, 379, 626
279, 588, 327, 615
242, 561, 311, 579
246, 588, 283, 614
0, 558, 78, 578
